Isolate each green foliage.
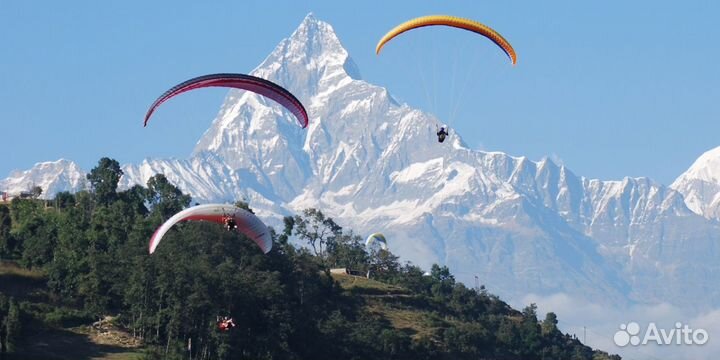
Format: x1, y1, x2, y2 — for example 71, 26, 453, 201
326, 232, 368, 271
0, 294, 6, 353
542, 312, 559, 336
146, 174, 190, 219
53, 191, 76, 209
4, 298, 20, 353
9, 199, 58, 269
0, 205, 14, 258
292, 208, 341, 258
30, 186, 43, 199
43, 308, 95, 328
87, 157, 123, 205
1, 157, 620, 360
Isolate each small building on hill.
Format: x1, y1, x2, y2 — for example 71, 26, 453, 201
330, 268, 367, 277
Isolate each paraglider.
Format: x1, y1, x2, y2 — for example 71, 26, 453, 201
217, 316, 236, 332
148, 204, 272, 255
144, 73, 309, 128
376, 16, 516, 144
436, 125, 449, 143
365, 232, 388, 251
222, 214, 238, 231
375, 15, 517, 65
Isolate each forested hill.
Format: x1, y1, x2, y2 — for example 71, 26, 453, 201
0, 158, 620, 360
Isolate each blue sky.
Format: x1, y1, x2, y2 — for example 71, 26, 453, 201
2, 0, 719, 185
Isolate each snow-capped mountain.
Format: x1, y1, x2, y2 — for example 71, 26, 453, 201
671, 146, 720, 220
0, 159, 88, 197
4, 14, 720, 311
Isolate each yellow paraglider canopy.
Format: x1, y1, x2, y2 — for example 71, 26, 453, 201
375, 15, 517, 66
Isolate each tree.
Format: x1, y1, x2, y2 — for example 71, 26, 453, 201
430, 264, 455, 300
293, 208, 341, 259
379, 329, 411, 357
519, 304, 542, 356
277, 216, 295, 247
87, 157, 123, 205
326, 232, 368, 270
119, 185, 149, 216
146, 174, 191, 219
444, 322, 492, 357
10, 199, 58, 268
31, 185, 43, 199
0, 294, 6, 354
542, 312, 559, 336
0, 205, 13, 259
4, 299, 20, 353
368, 249, 400, 280
54, 191, 76, 209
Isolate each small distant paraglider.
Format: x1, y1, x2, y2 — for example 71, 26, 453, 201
436, 125, 449, 143
217, 316, 236, 332
148, 204, 272, 255
365, 232, 388, 252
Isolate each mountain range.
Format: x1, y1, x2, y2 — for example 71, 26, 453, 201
3, 14, 719, 312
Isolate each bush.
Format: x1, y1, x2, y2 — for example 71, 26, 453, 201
43, 308, 94, 328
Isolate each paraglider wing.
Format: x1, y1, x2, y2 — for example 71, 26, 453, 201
144, 73, 309, 128
148, 204, 272, 254
375, 15, 517, 65
365, 232, 388, 251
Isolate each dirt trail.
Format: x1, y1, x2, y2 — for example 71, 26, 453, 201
18, 316, 142, 360
78, 316, 142, 348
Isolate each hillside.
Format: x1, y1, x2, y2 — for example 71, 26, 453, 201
0, 172, 620, 359
0, 261, 142, 360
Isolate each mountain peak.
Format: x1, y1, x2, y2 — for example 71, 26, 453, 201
674, 145, 720, 184
670, 145, 720, 218
295, 12, 325, 37
287, 12, 346, 61
251, 13, 361, 98
193, 13, 364, 160
302, 12, 316, 22
0, 158, 87, 199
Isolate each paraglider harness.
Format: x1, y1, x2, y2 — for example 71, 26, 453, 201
222, 213, 237, 231
217, 316, 236, 331
436, 125, 449, 143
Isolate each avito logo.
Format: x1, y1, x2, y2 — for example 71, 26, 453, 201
614, 322, 709, 347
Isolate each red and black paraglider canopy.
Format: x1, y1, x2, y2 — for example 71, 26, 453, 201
144, 73, 309, 128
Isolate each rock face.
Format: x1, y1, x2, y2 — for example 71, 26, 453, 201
4, 14, 720, 311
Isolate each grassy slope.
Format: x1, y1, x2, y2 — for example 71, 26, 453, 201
333, 273, 528, 345
331, 273, 446, 340
0, 261, 46, 301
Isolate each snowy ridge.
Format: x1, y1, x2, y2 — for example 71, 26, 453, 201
671, 146, 720, 219
4, 14, 720, 311
0, 159, 88, 198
